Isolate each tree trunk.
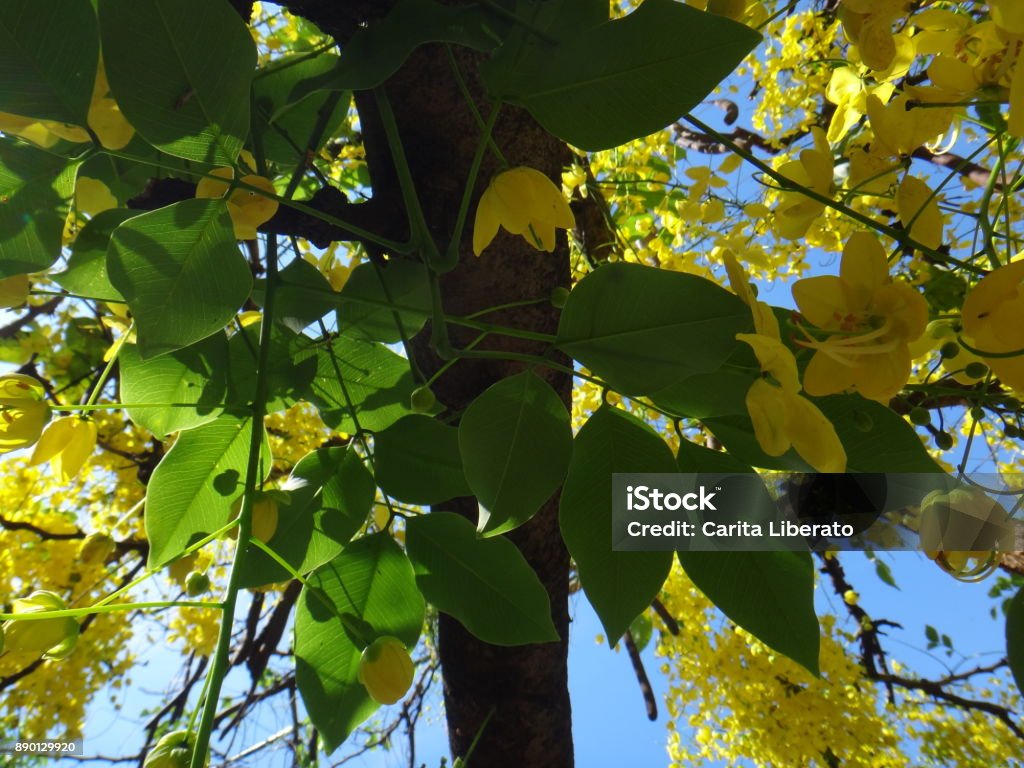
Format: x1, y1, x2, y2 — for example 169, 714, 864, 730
281, 4, 575, 764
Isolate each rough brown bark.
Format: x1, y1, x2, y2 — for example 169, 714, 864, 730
280, 4, 576, 764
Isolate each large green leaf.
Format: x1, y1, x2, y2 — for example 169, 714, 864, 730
227, 322, 316, 413
297, 0, 501, 95
295, 534, 424, 754
703, 394, 942, 473
252, 53, 351, 166
459, 372, 572, 536
238, 446, 375, 588
120, 333, 227, 438
556, 263, 752, 395
98, 0, 255, 164
677, 550, 820, 675
146, 413, 271, 568
559, 406, 675, 643
306, 333, 416, 433
0, 0, 97, 125
338, 260, 431, 344
53, 209, 138, 301
405, 512, 558, 646
373, 415, 470, 505
1008, 587, 1024, 698
482, 0, 759, 150
252, 258, 337, 334
0, 142, 77, 278
106, 198, 253, 358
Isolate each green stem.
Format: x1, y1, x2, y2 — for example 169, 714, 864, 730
189, 233, 280, 768
83, 322, 133, 408
373, 87, 441, 263
441, 103, 501, 272
0, 601, 223, 622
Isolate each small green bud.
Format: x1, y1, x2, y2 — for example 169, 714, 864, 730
939, 341, 960, 359
964, 362, 988, 380
908, 407, 931, 427
934, 431, 954, 450
550, 286, 570, 308
970, 406, 985, 421
1004, 423, 1020, 439
410, 386, 436, 413
78, 532, 116, 565
184, 572, 210, 597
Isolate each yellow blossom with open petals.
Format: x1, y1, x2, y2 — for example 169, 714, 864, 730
473, 166, 575, 255
0, 373, 50, 454
2, 590, 79, 660
961, 259, 1024, 392
895, 175, 944, 250
792, 231, 927, 402
30, 416, 98, 483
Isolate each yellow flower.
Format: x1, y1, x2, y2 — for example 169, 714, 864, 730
792, 232, 927, 402
87, 60, 134, 150
773, 128, 833, 240
961, 259, 1024, 391
1, 590, 79, 660
473, 166, 575, 255
195, 168, 279, 240
0, 373, 50, 454
865, 93, 953, 156
77, 532, 116, 566
358, 635, 415, 705
30, 416, 97, 483
0, 273, 30, 309
76, 177, 118, 217
824, 67, 894, 143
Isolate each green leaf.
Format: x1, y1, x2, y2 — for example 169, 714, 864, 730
405, 512, 558, 646
297, 0, 501, 95
703, 394, 942, 473
373, 415, 470, 505
338, 259, 431, 344
106, 198, 253, 358
99, 0, 255, 164
482, 0, 759, 150
1008, 587, 1024, 698
239, 446, 375, 588
676, 438, 755, 474
53, 208, 138, 301
459, 372, 572, 536
227, 323, 316, 413
252, 53, 351, 166
0, 141, 77, 278
252, 257, 337, 334
306, 333, 417, 433
677, 550, 821, 676
556, 263, 752, 395
146, 413, 271, 568
559, 406, 675, 642
0, 0, 97, 124
295, 534, 424, 754
120, 333, 227, 438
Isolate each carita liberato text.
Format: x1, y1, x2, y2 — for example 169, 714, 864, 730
626, 521, 856, 538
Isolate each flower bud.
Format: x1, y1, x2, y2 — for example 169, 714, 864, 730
143, 730, 200, 768
184, 572, 211, 597
410, 386, 436, 414
78, 532, 116, 565
0, 373, 50, 454
30, 416, 97, 482
228, 493, 279, 543
2, 590, 79, 659
358, 636, 415, 705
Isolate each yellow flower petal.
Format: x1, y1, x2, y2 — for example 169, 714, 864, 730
745, 378, 791, 457
802, 349, 858, 397
783, 392, 847, 472
228, 174, 279, 240
792, 275, 851, 330
896, 175, 943, 250
195, 167, 234, 200
737, 333, 800, 393
840, 231, 889, 303
30, 416, 97, 482
473, 186, 501, 256
1010, 58, 1024, 140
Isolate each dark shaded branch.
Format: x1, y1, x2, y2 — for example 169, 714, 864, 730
0, 297, 62, 339
623, 629, 657, 721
